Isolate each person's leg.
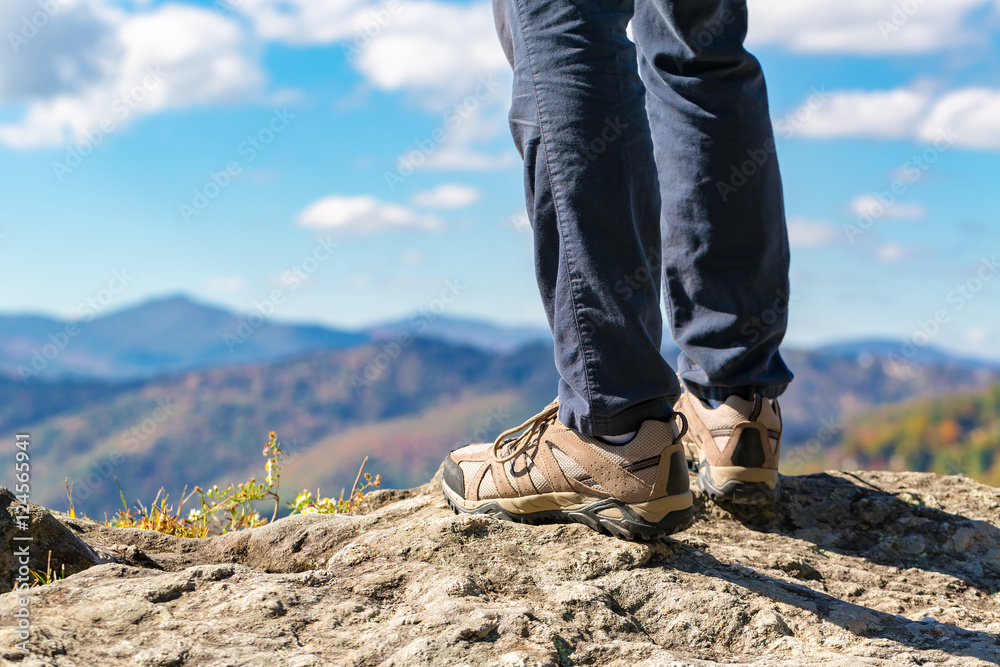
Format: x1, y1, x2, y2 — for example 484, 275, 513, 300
631, 0, 793, 402
494, 0, 680, 435
438, 0, 697, 538
493, 0, 680, 436
631, 0, 791, 505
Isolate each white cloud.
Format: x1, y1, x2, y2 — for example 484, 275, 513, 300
787, 218, 841, 247
965, 326, 989, 345
1, 0, 513, 155
420, 97, 516, 171
889, 164, 924, 183
206, 276, 245, 293
917, 88, 1000, 149
398, 248, 426, 265
233, 0, 369, 44
4, 0, 997, 155
425, 147, 516, 171
353, 1, 508, 97
787, 87, 931, 140
0, 1, 265, 148
875, 242, 910, 262
850, 195, 925, 220
385, 74, 514, 175
241, 0, 997, 62
234, 0, 509, 100
297, 195, 442, 233
786, 84, 1000, 150
412, 183, 481, 208
748, 0, 995, 54
237, 0, 515, 172
1, 0, 115, 102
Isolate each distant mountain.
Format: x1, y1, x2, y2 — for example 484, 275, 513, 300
0, 295, 550, 381
8, 293, 995, 389
662, 339, 1000, 447
812, 339, 997, 370
0, 375, 135, 435
778, 347, 1000, 447
837, 384, 1000, 487
5, 326, 1000, 519
0, 295, 366, 381
366, 315, 550, 354
0, 339, 559, 519
5, 295, 1000, 518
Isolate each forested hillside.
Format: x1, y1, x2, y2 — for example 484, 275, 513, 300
839, 384, 1000, 486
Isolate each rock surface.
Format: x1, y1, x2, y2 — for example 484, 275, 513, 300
0, 488, 113, 594
2, 469, 1000, 666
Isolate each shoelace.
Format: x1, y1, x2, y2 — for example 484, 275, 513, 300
490, 400, 559, 464
489, 400, 689, 464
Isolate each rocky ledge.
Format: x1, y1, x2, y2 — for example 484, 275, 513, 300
1, 470, 1000, 666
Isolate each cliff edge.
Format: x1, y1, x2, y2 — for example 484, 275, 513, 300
2, 469, 999, 666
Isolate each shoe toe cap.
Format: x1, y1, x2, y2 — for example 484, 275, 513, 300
442, 455, 466, 499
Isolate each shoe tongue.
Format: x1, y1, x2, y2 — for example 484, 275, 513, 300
721, 394, 755, 415
596, 431, 636, 445
699, 393, 782, 431
696, 394, 756, 430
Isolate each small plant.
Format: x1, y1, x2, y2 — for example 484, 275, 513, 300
29, 550, 67, 587
287, 456, 381, 515
105, 478, 201, 537
182, 430, 287, 535
65, 478, 76, 518
67, 431, 382, 538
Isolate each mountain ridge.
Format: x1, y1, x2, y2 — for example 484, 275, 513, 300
5, 294, 998, 382
0, 294, 551, 381
4, 333, 1000, 521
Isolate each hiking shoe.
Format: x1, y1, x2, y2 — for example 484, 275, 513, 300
675, 391, 782, 506
441, 399, 693, 540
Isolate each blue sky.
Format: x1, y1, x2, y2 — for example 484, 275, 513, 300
2, 0, 999, 358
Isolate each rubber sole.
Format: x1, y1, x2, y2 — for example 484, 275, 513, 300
441, 481, 694, 541
687, 458, 780, 506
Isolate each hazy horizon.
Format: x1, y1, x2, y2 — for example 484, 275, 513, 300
3, 291, 999, 363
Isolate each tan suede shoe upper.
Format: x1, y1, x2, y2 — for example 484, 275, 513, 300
677, 391, 782, 471
447, 400, 690, 505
